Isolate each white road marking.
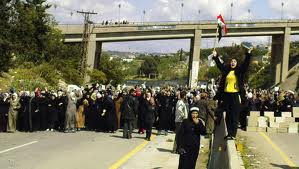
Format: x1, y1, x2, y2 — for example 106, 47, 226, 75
0, 141, 38, 154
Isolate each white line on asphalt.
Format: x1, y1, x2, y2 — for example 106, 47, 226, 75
0, 141, 38, 154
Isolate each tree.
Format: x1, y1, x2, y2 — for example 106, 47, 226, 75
13, 0, 51, 63
206, 66, 221, 79
0, 0, 14, 73
249, 64, 273, 88
140, 57, 158, 77
98, 53, 124, 86
88, 69, 107, 84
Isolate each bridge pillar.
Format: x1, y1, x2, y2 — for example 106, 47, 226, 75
281, 27, 291, 82
86, 34, 97, 69
271, 27, 291, 84
94, 42, 102, 69
188, 29, 202, 88
84, 34, 97, 83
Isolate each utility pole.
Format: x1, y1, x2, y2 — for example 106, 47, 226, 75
77, 10, 97, 80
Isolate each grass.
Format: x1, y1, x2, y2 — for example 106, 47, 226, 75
236, 136, 256, 169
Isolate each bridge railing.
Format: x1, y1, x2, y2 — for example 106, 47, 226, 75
58, 19, 299, 28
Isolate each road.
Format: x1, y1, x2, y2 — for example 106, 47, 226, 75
0, 130, 146, 169
238, 130, 299, 169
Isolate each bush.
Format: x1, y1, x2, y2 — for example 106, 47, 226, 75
9, 68, 50, 91
88, 69, 107, 84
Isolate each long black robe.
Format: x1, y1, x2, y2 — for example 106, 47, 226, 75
0, 99, 10, 132
176, 118, 206, 169
56, 96, 68, 131
158, 95, 174, 130
47, 98, 58, 129
39, 97, 49, 130
18, 96, 31, 132
102, 96, 116, 132
31, 97, 41, 131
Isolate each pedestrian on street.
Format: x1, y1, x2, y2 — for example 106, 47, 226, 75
65, 92, 77, 133
173, 90, 188, 153
121, 89, 137, 139
176, 107, 206, 169
143, 90, 156, 141
0, 93, 10, 132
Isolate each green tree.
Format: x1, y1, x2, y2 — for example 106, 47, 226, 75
98, 53, 124, 86
140, 57, 158, 77
88, 69, 107, 84
13, 0, 51, 63
206, 66, 221, 79
249, 64, 273, 88
0, 0, 14, 72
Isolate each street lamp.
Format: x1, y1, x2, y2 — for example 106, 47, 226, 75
198, 9, 201, 21
180, 3, 184, 22
248, 9, 251, 21
281, 1, 284, 20
230, 2, 233, 22
142, 10, 146, 24
118, 3, 121, 25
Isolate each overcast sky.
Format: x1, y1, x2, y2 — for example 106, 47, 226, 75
47, 0, 299, 53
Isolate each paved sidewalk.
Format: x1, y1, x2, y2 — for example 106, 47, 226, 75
120, 132, 210, 169
120, 133, 179, 169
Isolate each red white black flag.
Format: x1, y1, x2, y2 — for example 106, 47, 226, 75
217, 14, 228, 41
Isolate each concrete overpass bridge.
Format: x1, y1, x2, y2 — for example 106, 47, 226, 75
57, 20, 299, 87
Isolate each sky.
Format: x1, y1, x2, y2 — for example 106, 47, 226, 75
47, 0, 299, 53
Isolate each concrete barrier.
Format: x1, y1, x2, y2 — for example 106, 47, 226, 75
208, 112, 245, 169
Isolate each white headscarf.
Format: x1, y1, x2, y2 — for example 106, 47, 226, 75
12, 93, 18, 101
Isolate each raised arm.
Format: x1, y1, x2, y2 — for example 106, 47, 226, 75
212, 51, 226, 72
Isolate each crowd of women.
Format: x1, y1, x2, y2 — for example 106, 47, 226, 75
0, 85, 213, 135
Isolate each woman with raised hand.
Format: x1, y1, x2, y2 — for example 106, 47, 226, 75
212, 47, 252, 140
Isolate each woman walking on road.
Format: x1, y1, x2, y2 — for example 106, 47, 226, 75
143, 90, 156, 141
176, 107, 206, 169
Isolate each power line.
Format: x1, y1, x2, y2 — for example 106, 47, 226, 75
77, 10, 98, 80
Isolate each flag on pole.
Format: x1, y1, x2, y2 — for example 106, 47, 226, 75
217, 14, 228, 41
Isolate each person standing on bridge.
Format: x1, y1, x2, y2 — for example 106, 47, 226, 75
212, 47, 252, 140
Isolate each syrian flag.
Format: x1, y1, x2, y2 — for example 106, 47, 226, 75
217, 14, 228, 41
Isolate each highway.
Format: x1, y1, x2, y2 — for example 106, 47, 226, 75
238, 130, 299, 169
0, 131, 145, 169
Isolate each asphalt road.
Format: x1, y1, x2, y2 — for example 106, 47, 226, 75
238, 130, 299, 169
0, 130, 145, 169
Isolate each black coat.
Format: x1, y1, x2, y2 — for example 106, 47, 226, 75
0, 99, 10, 132
30, 97, 41, 131
121, 95, 137, 121
47, 98, 58, 127
103, 96, 116, 131
19, 96, 31, 131
213, 52, 251, 103
176, 118, 206, 169
143, 99, 155, 130
158, 95, 174, 130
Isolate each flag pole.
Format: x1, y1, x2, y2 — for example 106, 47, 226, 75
213, 26, 219, 52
